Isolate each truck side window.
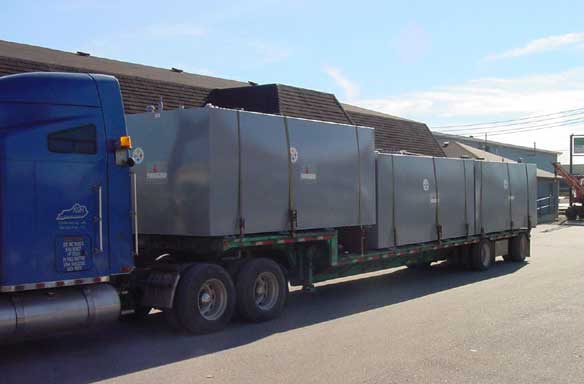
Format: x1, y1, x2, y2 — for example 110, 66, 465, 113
48, 124, 97, 154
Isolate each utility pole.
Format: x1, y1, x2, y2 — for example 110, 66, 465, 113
570, 134, 574, 207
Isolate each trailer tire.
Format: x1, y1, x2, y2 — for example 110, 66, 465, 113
507, 233, 529, 262
236, 258, 288, 323
471, 239, 494, 271
173, 263, 236, 334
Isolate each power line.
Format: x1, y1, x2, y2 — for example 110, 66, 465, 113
463, 118, 584, 137
436, 109, 584, 133
431, 106, 584, 129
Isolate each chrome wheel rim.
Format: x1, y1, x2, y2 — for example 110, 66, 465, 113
254, 272, 279, 311
197, 278, 228, 321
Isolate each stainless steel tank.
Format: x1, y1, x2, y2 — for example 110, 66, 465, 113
126, 106, 376, 237
0, 284, 120, 340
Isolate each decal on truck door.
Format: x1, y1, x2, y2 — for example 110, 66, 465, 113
56, 203, 91, 232
56, 203, 89, 221
55, 235, 92, 272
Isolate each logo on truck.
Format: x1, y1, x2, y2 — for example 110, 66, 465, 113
56, 203, 89, 221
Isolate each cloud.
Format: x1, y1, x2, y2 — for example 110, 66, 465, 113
348, 68, 584, 158
323, 66, 360, 100
485, 32, 584, 60
350, 67, 584, 123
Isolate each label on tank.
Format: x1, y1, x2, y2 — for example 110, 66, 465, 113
300, 164, 317, 184
146, 162, 168, 184
56, 236, 92, 272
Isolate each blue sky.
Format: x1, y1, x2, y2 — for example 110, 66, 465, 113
3, 0, 584, 161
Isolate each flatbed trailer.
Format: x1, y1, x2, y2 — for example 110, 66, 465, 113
0, 72, 534, 342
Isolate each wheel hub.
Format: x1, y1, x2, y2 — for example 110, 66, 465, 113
197, 278, 228, 321
253, 272, 279, 311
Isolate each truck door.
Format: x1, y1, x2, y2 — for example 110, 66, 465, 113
37, 112, 110, 279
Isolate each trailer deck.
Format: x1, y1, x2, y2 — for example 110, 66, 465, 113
220, 229, 529, 286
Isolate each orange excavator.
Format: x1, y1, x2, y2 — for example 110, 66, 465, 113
553, 162, 584, 220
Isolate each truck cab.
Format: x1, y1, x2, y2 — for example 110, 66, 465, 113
0, 72, 133, 292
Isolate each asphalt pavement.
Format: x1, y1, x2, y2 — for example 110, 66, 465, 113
1, 223, 583, 384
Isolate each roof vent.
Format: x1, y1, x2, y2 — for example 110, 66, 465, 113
171, 67, 183, 73
248, 81, 258, 86
76, 51, 90, 57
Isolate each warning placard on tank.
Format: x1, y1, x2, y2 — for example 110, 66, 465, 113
299, 164, 318, 184
56, 236, 92, 272
145, 162, 168, 184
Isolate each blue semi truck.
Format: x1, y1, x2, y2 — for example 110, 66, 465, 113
0, 72, 535, 341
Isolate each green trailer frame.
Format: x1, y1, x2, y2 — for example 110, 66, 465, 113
220, 228, 529, 288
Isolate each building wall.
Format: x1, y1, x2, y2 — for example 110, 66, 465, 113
537, 178, 559, 223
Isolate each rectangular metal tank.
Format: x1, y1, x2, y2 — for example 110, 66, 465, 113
507, 162, 528, 229
126, 107, 376, 237
434, 158, 476, 238
370, 155, 476, 249
393, 155, 438, 246
475, 161, 511, 233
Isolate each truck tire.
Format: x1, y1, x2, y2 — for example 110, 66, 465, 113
173, 263, 236, 334
236, 258, 288, 322
506, 233, 529, 262
471, 239, 494, 271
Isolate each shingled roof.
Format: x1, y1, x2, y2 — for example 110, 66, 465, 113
208, 84, 352, 125
343, 104, 445, 157
0, 39, 445, 156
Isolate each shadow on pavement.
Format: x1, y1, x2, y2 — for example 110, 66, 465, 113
0, 260, 526, 383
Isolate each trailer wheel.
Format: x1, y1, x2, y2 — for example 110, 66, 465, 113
172, 263, 236, 334
506, 233, 529, 262
236, 258, 288, 322
471, 239, 494, 271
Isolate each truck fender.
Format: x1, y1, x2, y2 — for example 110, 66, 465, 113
140, 263, 195, 309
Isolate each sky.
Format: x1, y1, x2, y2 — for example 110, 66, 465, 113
2, 0, 584, 162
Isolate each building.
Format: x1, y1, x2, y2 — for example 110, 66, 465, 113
433, 132, 559, 173
0, 39, 444, 157
442, 141, 559, 222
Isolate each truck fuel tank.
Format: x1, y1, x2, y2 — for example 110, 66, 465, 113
0, 283, 120, 341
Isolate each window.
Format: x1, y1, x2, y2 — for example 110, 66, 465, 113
48, 125, 97, 154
